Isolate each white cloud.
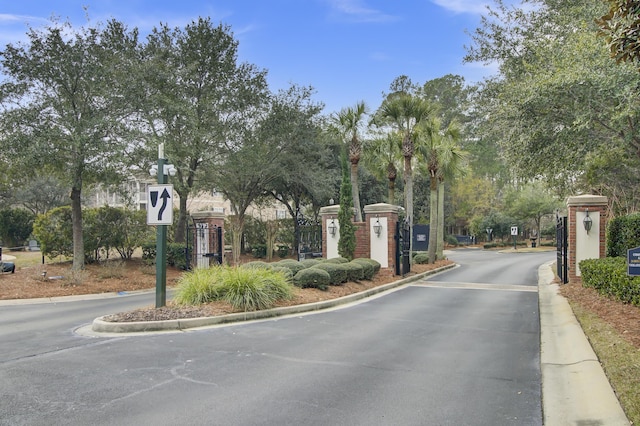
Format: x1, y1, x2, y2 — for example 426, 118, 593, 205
325, 0, 399, 23
430, 0, 490, 15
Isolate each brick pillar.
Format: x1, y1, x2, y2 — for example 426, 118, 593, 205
566, 195, 607, 283
364, 203, 402, 276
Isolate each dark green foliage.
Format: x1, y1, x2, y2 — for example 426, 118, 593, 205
167, 243, 187, 268
580, 257, 640, 306
606, 213, 640, 257
343, 261, 365, 281
338, 155, 356, 260
0, 208, 35, 248
446, 235, 459, 246
324, 257, 349, 264
277, 245, 290, 258
32, 206, 73, 259
251, 243, 267, 258
312, 263, 348, 285
413, 253, 430, 264
351, 259, 375, 280
293, 267, 330, 290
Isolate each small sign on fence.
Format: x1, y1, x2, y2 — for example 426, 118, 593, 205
627, 246, 640, 276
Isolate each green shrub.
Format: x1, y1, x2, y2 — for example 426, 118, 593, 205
167, 243, 187, 268
251, 244, 267, 258
350, 259, 375, 280
32, 206, 74, 259
268, 266, 294, 280
275, 259, 307, 275
343, 261, 365, 281
277, 245, 290, 258
241, 261, 270, 269
580, 257, 640, 306
607, 213, 640, 257
293, 268, 330, 290
300, 259, 321, 268
0, 207, 35, 249
324, 257, 349, 264
413, 252, 430, 264
312, 263, 348, 285
352, 258, 381, 274
446, 235, 459, 246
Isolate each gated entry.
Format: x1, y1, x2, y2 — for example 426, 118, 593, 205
297, 215, 322, 260
556, 213, 568, 284
188, 222, 223, 269
395, 220, 411, 276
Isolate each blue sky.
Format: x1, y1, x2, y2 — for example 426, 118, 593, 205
0, 0, 500, 115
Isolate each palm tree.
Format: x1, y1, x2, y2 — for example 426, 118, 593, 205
331, 101, 367, 222
362, 131, 403, 204
417, 117, 466, 263
377, 94, 436, 252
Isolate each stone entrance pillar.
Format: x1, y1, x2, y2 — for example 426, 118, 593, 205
567, 195, 607, 283
364, 203, 402, 276
319, 205, 340, 260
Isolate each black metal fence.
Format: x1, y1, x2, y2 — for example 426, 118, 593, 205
187, 222, 223, 269
556, 214, 568, 284
395, 220, 411, 276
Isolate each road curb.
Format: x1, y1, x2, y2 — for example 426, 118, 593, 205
91, 264, 457, 334
538, 261, 630, 425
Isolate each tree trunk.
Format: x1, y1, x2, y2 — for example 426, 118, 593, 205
70, 186, 84, 270
437, 179, 445, 260
404, 155, 413, 257
229, 215, 244, 265
174, 194, 188, 243
427, 176, 438, 264
350, 161, 363, 222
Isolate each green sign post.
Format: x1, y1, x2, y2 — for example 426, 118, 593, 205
147, 144, 175, 308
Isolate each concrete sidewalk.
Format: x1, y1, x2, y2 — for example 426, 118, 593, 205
538, 261, 629, 425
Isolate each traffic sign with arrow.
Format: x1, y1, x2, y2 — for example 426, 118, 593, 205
147, 184, 174, 225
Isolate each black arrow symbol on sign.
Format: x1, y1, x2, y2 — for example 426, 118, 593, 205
158, 188, 171, 221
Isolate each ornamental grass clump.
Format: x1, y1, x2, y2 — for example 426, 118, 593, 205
218, 267, 293, 311
174, 267, 223, 305
174, 266, 294, 311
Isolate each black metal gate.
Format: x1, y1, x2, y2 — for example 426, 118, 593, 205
297, 215, 322, 260
395, 220, 411, 276
556, 213, 568, 284
187, 222, 223, 269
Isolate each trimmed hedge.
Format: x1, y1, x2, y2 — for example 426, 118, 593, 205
312, 263, 348, 285
300, 259, 322, 268
350, 259, 375, 280
343, 261, 365, 281
352, 258, 381, 274
324, 257, 349, 264
293, 268, 330, 290
579, 257, 640, 306
275, 259, 307, 275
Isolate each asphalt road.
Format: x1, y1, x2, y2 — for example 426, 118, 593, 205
0, 249, 554, 425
